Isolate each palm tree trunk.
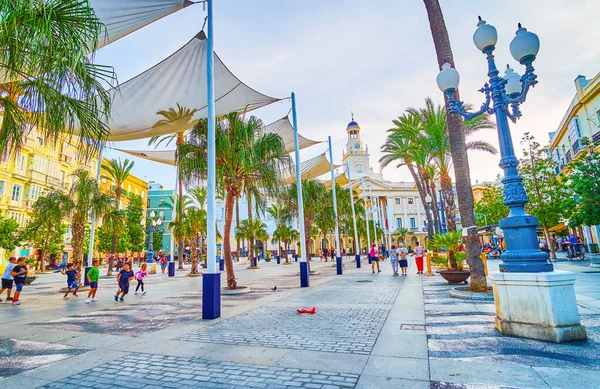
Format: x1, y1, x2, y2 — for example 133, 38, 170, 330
440, 172, 457, 232
427, 178, 441, 234
223, 191, 237, 289
408, 164, 434, 239
423, 0, 486, 291
190, 234, 198, 274
542, 224, 556, 260
71, 218, 85, 281
235, 198, 240, 259
304, 219, 312, 262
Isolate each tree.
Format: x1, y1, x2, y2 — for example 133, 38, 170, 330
474, 185, 509, 226
149, 104, 200, 271
102, 158, 134, 274
519, 133, 574, 259
267, 204, 291, 260
235, 218, 268, 265
0, 0, 115, 157
0, 217, 20, 256
126, 195, 145, 253
67, 169, 111, 272
428, 231, 463, 271
569, 139, 600, 230
99, 208, 127, 275
183, 208, 205, 275
422, 0, 487, 292
21, 191, 70, 271
178, 113, 290, 289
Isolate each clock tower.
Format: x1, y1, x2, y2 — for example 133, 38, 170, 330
342, 115, 370, 178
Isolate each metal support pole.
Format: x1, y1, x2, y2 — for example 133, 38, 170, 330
87, 147, 104, 267
328, 137, 342, 275
292, 92, 309, 287
369, 188, 378, 248
346, 163, 360, 268
362, 178, 371, 264
202, 0, 221, 320
147, 224, 155, 264
439, 191, 447, 234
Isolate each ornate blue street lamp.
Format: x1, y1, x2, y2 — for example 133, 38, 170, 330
436, 17, 551, 273
143, 211, 162, 265
438, 191, 447, 234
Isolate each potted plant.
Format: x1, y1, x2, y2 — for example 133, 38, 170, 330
265, 252, 272, 262
24, 257, 38, 285
428, 231, 470, 284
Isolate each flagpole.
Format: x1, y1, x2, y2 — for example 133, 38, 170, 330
346, 162, 360, 268
291, 92, 309, 287
328, 137, 342, 275
202, 0, 220, 319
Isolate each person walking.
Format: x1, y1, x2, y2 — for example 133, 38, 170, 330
389, 244, 399, 276
10, 257, 28, 305
398, 243, 409, 276
86, 260, 100, 303
61, 263, 79, 300
370, 243, 380, 274
134, 263, 149, 295
0, 256, 17, 301
115, 262, 135, 302
411, 241, 425, 274
159, 254, 168, 274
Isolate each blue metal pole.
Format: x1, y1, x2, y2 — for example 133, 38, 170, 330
146, 223, 154, 264
362, 178, 371, 264
346, 162, 361, 268
439, 191, 447, 234
328, 137, 343, 275
87, 146, 103, 268
291, 92, 309, 287
203, 0, 221, 319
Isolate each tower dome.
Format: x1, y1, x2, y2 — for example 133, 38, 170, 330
346, 113, 360, 139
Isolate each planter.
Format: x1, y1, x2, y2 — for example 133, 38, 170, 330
439, 270, 470, 284
24, 276, 37, 285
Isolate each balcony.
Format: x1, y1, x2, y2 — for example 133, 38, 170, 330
565, 150, 572, 163
572, 139, 584, 155
593, 131, 600, 145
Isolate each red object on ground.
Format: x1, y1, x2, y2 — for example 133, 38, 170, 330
297, 307, 316, 314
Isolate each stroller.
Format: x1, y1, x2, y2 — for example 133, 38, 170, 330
566, 243, 586, 261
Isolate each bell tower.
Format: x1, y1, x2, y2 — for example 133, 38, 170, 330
342, 114, 370, 178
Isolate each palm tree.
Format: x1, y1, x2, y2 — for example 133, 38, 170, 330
178, 113, 289, 289
267, 204, 291, 259
428, 230, 463, 271
67, 169, 112, 273
423, 0, 487, 291
102, 158, 135, 274
168, 194, 192, 269
0, 0, 115, 157
101, 209, 126, 276
409, 97, 496, 231
235, 218, 268, 267
149, 104, 199, 270
183, 207, 205, 275
278, 226, 299, 263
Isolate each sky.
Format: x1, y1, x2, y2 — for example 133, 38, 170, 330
95, 0, 600, 190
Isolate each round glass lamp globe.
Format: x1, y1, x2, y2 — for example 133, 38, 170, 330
150, 211, 156, 218
436, 62, 460, 93
157, 218, 162, 226
504, 66, 522, 96
140, 219, 145, 226
425, 195, 432, 203
473, 18, 497, 52
152, 220, 157, 227
510, 24, 540, 63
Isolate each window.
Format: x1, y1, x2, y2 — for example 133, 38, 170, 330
409, 218, 416, 228
0, 180, 5, 197
11, 184, 22, 202
7, 211, 23, 226
407, 197, 414, 205
356, 163, 363, 173
394, 198, 401, 205
29, 185, 43, 201
141, 191, 145, 199
159, 210, 165, 220
101, 175, 106, 183
568, 117, 582, 142
15, 153, 27, 174
119, 200, 123, 209
147, 199, 151, 208
396, 218, 403, 228
127, 184, 131, 193
135, 188, 139, 195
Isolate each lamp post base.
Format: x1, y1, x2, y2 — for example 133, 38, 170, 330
355, 254, 361, 268
336, 257, 343, 275
168, 261, 175, 277
299, 262, 309, 287
202, 273, 221, 320
489, 271, 586, 343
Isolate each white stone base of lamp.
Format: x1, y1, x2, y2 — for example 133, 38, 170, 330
489, 270, 587, 343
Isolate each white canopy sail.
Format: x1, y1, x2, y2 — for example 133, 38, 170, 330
77, 31, 279, 142
115, 149, 177, 166
284, 152, 342, 184
264, 116, 322, 153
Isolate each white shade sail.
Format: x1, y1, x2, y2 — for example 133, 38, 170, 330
116, 149, 177, 166
284, 152, 341, 184
1, 0, 194, 84
75, 31, 279, 142
264, 116, 322, 153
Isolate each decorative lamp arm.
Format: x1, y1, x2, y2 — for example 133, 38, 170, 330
446, 83, 493, 120
504, 63, 538, 106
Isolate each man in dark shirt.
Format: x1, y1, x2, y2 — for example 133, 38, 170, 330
115, 262, 135, 302
10, 257, 28, 305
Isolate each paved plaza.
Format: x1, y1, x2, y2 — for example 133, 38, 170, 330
1, 255, 599, 388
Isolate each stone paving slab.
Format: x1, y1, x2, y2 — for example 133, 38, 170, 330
177, 306, 388, 355
40, 353, 360, 389
286, 286, 400, 305
0, 339, 88, 378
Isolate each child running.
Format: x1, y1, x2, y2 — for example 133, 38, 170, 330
389, 245, 399, 276
134, 263, 149, 295
10, 257, 28, 305
0, 256, 17, 302
115, 262, 135, 302
86, 260, 100, 303
398, 243, 409, 276
61, 263, 79, 300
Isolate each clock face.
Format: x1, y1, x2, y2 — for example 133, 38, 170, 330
354, 143, 360, 149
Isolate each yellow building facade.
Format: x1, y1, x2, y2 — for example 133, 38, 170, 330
0, 127, 148, 272
548, 72, 600, 249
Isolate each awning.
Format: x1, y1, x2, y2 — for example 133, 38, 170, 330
116, 149, 177, 166
549, 224, 568, 233
264, 116, 322, 153
74, 31, 279, 142
284, 152, 341, 184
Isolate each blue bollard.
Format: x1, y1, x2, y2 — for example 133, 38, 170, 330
355, 254, 361, 268
300, 261, 309, 287
336, 256, 343, 275
168, 261, 175, 277
294, 254, 298, 262
252, 257, 258, 267
276, 255, 281, 264
219, 258, 225, 271
202, 273, 221, 319
84, 267, 91, 286
368, 255, 372, 264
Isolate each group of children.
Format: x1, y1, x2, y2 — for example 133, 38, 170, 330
0, 257, 150, 305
